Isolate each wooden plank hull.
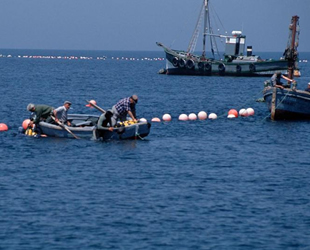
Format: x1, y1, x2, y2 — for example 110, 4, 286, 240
263, 87, 310, 120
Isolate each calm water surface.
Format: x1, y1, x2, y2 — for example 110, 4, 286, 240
1, 50, 310, 249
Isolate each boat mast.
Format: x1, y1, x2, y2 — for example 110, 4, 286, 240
284, 16, 299, 80
187, 1, 205, 55
202, 0, 209, 59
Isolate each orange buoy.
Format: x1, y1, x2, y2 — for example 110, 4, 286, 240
0, 123, 8, 131
228, 109, 238, 118
22, 119, 31, 130
86, 100, 97, 107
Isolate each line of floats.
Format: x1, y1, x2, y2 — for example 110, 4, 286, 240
0, 108, 255, 133
151, 108, 255, 122
0, 54, 308, 63
0, 54, 165, 61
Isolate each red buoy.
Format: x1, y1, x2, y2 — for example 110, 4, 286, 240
22, 119, 31, 130
0, 123, 8, 131
228, 109, 238, 118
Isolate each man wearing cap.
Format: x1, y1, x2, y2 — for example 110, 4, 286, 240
52, 101, 72, 126
111, 95, 138, 126
305, 83, 310, 93
27, 103, 54, 128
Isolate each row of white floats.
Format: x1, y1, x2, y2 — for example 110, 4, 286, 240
150, 108, 255, 122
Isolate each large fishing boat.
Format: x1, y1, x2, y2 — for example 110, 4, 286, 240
262, 16, 309, 120
157, 0, 292, 77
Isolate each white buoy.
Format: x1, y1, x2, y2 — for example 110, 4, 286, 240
246, 108, 255, 116
198, 111, 207, 120
239, 109, 248, 117
178, 114, 188, 121
151, 117, 161, 122
162, 114, 172, 121
208, 113, 217, 120
188, 113, 197, 120
139, 118, 147, 122
227, 114, 236, 119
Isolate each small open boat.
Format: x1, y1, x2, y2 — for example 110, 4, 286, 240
263, 16, 308, 120
32, 114, 151, 140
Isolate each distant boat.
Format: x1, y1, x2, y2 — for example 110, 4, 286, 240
157, 0, 292, 77
263, 16, 308, 120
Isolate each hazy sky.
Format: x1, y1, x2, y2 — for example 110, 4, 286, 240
0, 0, 309, 52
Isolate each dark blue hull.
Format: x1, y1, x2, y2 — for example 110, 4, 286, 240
263, 87, 310, 120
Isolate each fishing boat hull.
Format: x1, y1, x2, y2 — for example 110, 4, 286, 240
37, 114, 151, 140
38, 114, 98, 139
161, 47, 288, 77
263, 87, 310, 120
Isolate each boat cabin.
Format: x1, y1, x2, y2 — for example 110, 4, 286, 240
224, 31, 246, 60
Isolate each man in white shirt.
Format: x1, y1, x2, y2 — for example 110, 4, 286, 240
53, 101, 72, 126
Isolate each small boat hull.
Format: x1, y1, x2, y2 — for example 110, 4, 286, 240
263, 87, 310, 120
39, 114, 98, 139
37, 114, 151, 140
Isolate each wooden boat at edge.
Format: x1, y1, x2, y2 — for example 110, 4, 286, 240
38, 114, 151, 140
263, 16, 306, 120
157, 0, 293, 77
263, 87, 310, 120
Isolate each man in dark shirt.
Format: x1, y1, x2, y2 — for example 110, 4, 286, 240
27, 103, 54, 127
110, 95, 138, 126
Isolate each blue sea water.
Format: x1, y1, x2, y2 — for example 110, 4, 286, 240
1, 49, 310, 249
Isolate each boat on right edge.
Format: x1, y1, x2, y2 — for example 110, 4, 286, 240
263, 16, 310, 120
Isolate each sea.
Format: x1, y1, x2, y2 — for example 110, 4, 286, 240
1, 49, 310, 250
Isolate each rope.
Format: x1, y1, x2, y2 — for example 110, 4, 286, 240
135, 124, 145, 140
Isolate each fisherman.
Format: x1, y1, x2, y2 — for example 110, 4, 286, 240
271, 71, 296, 89
305, 82, 310, 93
97, 110, 114, 131
110, 95, 138, 126
52, 101, 72, 126
27, 103, 54, 128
